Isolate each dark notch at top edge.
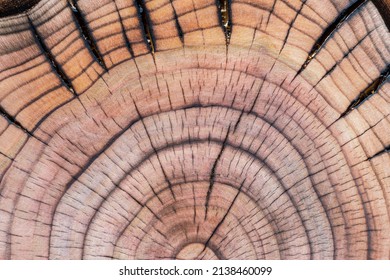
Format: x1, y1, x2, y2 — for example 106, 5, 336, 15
134, 0, 155, 54
0, 0, 40, 17
27, 16, 76, 95
217, 0, 232, 44
169, 0, 184, 42
296, 0, 368, 76
68, 0, 107, 70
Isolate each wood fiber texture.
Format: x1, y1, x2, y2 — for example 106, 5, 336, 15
0, 0, 389, 260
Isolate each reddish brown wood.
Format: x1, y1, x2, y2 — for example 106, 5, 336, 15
0, 0, 389, 260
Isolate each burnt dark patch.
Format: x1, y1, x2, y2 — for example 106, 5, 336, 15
0, 0, 40, 17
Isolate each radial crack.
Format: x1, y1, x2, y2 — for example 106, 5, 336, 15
68, 0, 107, 70
201, 179, 246, 258
296, 0, 368, 76
266, 0, 277, 27
135, 0, 155, 54
27, 16, 76, 95
339, 65, 389, 118
1, 105, 32, 136
217, 0, 231, 45
279, 0, 306, 54
169, 0, 184, 42
368, 145, 390, 160
114, 1, 135, 57
204, 126, 231, 219
133, 100, 176, 200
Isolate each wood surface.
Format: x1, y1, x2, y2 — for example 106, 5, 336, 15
0, 0, 389, 259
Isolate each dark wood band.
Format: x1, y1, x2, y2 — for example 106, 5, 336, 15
0, 0, 40, 17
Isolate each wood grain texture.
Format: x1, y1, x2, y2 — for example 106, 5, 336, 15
372, 0, 390, 27
0, 0, 389, 259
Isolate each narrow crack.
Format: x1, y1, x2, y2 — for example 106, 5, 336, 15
203, 77, 265, 219
367, 145, 390, 160
200, 179, 246, 259
114, 0, 135, 57
279, 0, 306, 55
169, 0, 184, 43
339, 65, 389, 119
133, 100, 176, 200
296, 0, 368, 76
266, 0, 277, 27
68, 0, 107, 70
135, 0, 155, 54
217, 0, 232, 45
0, 105, 33, 137
27, 16, 76, 95
204, 125, 231, 219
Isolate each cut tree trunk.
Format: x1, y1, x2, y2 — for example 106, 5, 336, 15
0, 0, 389, 260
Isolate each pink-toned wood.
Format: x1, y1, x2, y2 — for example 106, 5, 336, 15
0, 0, 389, 259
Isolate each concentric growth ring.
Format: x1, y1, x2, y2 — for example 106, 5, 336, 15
0, 0, 389, 260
